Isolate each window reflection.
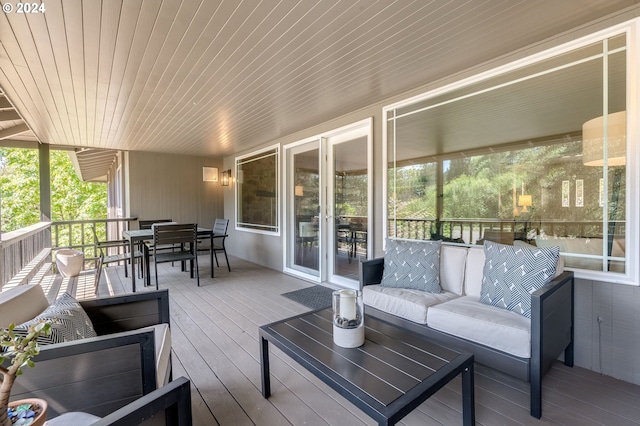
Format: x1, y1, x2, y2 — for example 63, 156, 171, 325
236, 147, 279, 233
387, 35, 627, 274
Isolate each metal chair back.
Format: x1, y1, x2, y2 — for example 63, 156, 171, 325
152, 223, 200, 288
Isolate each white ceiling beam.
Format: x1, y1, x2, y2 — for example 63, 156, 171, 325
0, 110, 21, 121
0, 123, 30, 139
0, 96, 12, 109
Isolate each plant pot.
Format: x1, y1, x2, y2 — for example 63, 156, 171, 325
8, 398, 47, 426
55, 249, 84, 277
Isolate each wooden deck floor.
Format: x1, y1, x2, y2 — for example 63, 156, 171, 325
70, 255, 640, 426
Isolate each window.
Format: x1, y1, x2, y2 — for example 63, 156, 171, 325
385, 30, 634, 280
236, 145, 279, 234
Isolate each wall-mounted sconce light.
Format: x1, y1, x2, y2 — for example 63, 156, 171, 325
203, 167, 219, 182
221, 169, 231, 186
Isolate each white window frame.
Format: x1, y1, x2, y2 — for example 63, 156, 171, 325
235, 144, 280, 235
382, 19, 640, 285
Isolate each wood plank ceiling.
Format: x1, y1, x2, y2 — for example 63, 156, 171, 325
0, 0, 638, 158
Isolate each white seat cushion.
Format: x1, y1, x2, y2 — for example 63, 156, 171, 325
47, 412, 102, 425
427, 296, 531, 358
364, 284, 459, 324
0, 284, 49, 328
141, 323, 172, 388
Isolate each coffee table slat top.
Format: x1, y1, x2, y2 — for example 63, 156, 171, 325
288, 318, 425, 392
260, 308, 471, 411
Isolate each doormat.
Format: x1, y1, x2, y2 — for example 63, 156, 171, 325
281, 285, 334, 310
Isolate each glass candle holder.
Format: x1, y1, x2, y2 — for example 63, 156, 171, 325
332, 289, 365, 348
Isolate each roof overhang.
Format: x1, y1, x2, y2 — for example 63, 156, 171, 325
68, 149, 118, 183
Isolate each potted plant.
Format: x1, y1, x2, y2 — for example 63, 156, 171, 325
0, 321, 52, 426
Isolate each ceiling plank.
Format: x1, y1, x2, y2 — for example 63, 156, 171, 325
137, 0, 345, 151
93, 0, 124, 146
97, 0, 146, 149
103, 0, 183, 149
100, 0, 163, 149
43, 0, 81, 145
19, 6, 76, 144
82, 0, 103, 148
62, 0, 87, 146
125, 0, 240, 150
0, 14, 61, 144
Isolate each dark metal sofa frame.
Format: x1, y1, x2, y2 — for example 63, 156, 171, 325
8, 290, 172, 419
360, 258, 574, 419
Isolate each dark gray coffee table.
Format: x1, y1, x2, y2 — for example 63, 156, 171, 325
259, 308, 474, 426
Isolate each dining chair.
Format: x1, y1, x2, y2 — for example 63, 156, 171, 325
196, 218, 231, 272
139, 219, 179, 281
211, 218, 231, 271
150, 223, 200, 288
92, 225, 143, 293
297, 221, 318, 266
139, 219, 174, 230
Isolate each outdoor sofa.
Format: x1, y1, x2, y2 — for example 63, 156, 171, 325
0, 285, 171, 418
360, 241, 574, 419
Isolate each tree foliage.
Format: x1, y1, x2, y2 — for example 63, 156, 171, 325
391, 140, 625, 226
0, 148, 107, 232
0, 148, 40, 232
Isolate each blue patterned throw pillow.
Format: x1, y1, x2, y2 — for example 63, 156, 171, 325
11, 293, 97, 345
480, 241, 560, 318
380, 239, 442, 293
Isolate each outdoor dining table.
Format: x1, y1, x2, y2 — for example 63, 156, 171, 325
123, 227, 214, 292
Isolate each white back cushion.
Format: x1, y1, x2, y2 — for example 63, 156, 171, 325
0, 284, 49, 328
439, 245, 468, 295
464, 246, 486, 297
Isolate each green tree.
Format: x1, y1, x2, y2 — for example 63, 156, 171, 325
0, 148, 40, 232
0, 148, 107, 232
50, 150, 106, 221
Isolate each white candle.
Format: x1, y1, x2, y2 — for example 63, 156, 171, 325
339, 289, 357, 320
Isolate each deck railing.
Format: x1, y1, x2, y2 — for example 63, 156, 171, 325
388, 217, 625, 244
0, 222, 51, 289
2, 215, 626, 288
50, 217, 138, 263
0, 218, 138, 289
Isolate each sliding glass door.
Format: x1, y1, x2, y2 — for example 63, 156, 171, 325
284, 119, 372, 288
285, 141, 321, 277
327, 130, 369, 287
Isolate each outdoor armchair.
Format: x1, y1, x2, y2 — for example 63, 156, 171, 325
7, 289, 172, 419
47, 376, 192, 426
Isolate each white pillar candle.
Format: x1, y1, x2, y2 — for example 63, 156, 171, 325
339, 289, 357, 320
